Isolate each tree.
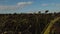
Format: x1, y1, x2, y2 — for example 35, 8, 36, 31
45, 10, 49, 14
38, 11, 41, 14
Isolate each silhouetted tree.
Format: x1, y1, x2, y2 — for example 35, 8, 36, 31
38, 11, 41, 14
45, 10, 49, 14
54, 12, 56, 14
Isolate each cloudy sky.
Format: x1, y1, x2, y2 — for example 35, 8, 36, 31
0, 0, 60, 13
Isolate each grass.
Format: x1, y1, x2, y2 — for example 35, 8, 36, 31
41, 17, 60, 34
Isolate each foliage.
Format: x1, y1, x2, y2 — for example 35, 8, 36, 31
0, 12, 60, 34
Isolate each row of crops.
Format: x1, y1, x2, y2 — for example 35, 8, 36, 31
0, 13, 60, 34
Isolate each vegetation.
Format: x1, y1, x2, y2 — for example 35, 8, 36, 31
0, 11, 60, 34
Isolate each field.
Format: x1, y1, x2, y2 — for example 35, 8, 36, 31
0, 12, 60, 34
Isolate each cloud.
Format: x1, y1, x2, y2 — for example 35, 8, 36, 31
0, 6, 17, 10
41, 3, 60, 7
17, 2, 32, 6
52, 3, 60, 7
0, 2, 33, 11
41, 4, 48, 6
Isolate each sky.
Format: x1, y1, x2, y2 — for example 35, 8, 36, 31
0, 0, 60, 14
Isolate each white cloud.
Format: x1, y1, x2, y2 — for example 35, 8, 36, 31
0, 2, 33, 11
41, 3, 60, 7
0, 6, 17, 10
41, 4, 48, 6
17, 2, 32, 6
